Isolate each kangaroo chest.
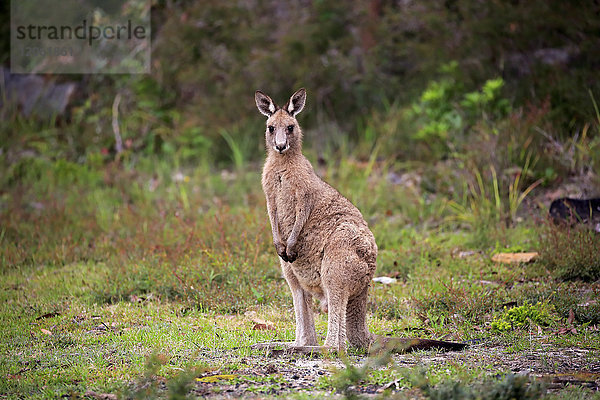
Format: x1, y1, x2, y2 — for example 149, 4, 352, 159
271, 170, 298, 240
263, 163, 326, 291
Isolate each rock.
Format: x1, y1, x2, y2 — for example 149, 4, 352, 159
1, 67, 77, 119
491, 252, 539, 264
372, 276, 397, 284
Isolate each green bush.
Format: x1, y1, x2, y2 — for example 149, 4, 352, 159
409, 63, 510, 145
491, 302, 556, 332
419, 372, 544, 400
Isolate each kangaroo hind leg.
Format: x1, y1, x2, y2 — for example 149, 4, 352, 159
346, 285, 373, 349
283, 262, 318, 346
323, 287, 348, 351
252, 262, 317, 351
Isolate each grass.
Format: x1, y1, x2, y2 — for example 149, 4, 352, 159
1, 154, 599, 399
538, 220, 600, 281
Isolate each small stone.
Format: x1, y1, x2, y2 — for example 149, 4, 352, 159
491, 252, 539, 264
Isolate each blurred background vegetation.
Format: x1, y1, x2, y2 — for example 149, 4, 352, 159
2, 0, 599, 168
1, 0, 600, 308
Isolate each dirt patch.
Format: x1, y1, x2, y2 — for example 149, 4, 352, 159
189, 343, 600, 398
391, 344, 599, 374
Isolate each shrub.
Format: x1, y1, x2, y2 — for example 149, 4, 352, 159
491, 302, 556, 332
399, 368, 545, 400
409, 64, 510, 146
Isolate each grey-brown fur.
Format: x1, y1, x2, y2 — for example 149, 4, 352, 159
254, 88, 466, 354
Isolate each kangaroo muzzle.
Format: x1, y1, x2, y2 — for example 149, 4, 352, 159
274, 132, 289, 153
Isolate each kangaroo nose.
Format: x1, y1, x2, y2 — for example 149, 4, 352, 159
276, 144, 287, 152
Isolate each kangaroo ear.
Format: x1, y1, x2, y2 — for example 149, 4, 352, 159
255, 90, 277, 117
284, 88, 306, 117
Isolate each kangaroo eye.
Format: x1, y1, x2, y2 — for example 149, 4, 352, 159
287, 125, 294, 133
268, 126, 274, 133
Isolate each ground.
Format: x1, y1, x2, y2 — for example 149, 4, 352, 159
1, 163, 599, 399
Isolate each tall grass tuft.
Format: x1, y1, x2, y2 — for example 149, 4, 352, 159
538, 220, 600, 282
446, 156, 541, 246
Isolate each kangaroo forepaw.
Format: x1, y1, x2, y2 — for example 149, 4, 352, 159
274, 242, 290, 262
286, 249, 297, 263
285, 240, 298, 262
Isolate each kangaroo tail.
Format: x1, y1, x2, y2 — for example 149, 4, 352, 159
370, 334, 468, 353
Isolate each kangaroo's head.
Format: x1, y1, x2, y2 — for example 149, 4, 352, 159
255, 88, 306, 155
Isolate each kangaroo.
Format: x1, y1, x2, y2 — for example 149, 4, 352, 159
253, 88, 466, 354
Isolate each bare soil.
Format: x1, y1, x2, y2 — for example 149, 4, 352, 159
188, 343, 600, 398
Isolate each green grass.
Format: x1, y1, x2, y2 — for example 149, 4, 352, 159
1, 155, 599, 399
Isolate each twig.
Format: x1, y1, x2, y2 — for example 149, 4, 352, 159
112, 93, 123, 155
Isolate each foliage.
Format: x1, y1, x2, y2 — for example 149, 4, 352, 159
409, 63, 510, 145
329, 362, 546, 400
491, 302, 556, 332
123, 352, 204, 400
404, 369, 545, 400
446, 157, 542, 248
4, 1, 600, 167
